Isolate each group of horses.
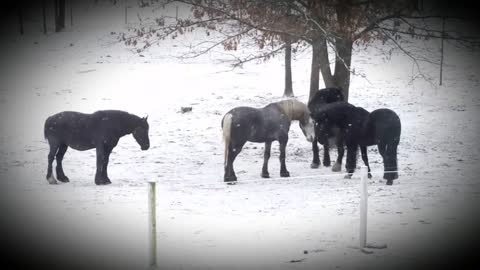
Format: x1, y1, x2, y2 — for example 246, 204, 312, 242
221, 87, 401, 185
43, 87, 400, 186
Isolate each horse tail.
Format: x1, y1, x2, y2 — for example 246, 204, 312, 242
222, 113, 233, 166
384, 114, 401, 182
44, 116, 51, 140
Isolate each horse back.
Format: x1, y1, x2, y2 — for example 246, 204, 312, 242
44, 111, 96, 150
319, 101, 357, 125
226, 105, 288, 142
225, 106, 263, 142
369, 108, 401, 144
45, 111, 91, 136
308, 87, 344, 113
342, 106, 371, 145
259, 104, 291, 141
261, 103, 291, 127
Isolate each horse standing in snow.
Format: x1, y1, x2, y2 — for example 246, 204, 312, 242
311, 102, 401, 185
221, 99, 315, 182
307, 87, 345, 170
44, 110, 150, 185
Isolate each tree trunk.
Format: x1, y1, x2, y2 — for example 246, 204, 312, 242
311, 37, 353, 101
309, 39, 321, 100
55, 0, 66, 32
439, 16, 445, 86
42, 0, 47, 34
70, 0, 73, 26
283, 36, 294, 97
59, 0, 65, 28
318, 37, 335, 89
333, 38, 353, 101
54, 0, 59, 32
309, 37, 335, 100
18, 4, 24, 35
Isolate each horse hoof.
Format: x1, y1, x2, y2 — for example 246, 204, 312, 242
310, 163, 320, 169
332, 163, 342, 172
224, 176, 237, 182
46, 175, 57, 185
384, 172, 398, 182
95, 178, 111, 185
323, 161, 331, 167
280, 171, 290, 177
57, 175, 70, 183
386, 180, 393, 185
261, 173, 270, 178
368, 173, 372, 179
96, 181, 111, 185
344, 174, 353, 179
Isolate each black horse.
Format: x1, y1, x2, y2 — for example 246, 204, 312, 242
44, 110, 150, 185
222, 99, 315, 182
311, 102, 401, 185
308, 87, 345, 171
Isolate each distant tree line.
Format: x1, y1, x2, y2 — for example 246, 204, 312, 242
13, 0, 67, 34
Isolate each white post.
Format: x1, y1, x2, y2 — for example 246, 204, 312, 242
148, 181, 157, 269
359, 168, 368, 248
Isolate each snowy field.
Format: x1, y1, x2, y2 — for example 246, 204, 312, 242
0, 3, 480, 270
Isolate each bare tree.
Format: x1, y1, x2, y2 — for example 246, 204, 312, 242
42, 0, 47, 34
283, 33, 293, 97
18, 3, 24, 35
55, 0, 66, 32
122, 0, 480, 100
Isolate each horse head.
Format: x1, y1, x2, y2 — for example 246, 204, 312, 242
133, 116, 150, 150
310, 110, 331, 144
299, 109, 315, 143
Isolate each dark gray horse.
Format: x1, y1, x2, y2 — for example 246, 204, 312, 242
311, 102, 401, 185
44, 110, 150, 185
222, 99, 315, 182
308, 87, 345, 171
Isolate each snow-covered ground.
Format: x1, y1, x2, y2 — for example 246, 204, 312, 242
0, 3, 479, 270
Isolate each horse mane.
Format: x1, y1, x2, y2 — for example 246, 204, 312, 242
275, 99, 309, 122
125, 112, 147, 130
95, 110, 146, 131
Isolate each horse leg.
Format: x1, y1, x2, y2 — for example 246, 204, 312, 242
261, 141, 272, 178
360, 146, 372, 179
345, 144, 358, 179
223, 143, 235, 182
332, 135, 344, 172
378, 142, 391, 184
95, 145, 111, 185
310, 139, 320, 169
279, 137, 290, 177
55, 144, 69, 182
323, 141, 331, 167
384, 143, 399, 185
378, 142, 386, 160
102, 148, 112, 184
46, 142, 59, 184
224, 141, 244, 182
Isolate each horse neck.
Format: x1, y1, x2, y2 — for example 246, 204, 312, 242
121, 113, 141, 135
278, 100, 307, 122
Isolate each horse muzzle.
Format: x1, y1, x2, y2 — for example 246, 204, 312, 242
141, 144, 150, 150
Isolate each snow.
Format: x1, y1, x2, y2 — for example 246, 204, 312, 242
1, 3, 480, 270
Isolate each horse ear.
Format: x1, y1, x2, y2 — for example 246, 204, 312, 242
143, 115, 148, 122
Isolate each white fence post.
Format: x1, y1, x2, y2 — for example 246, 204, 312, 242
148, 181, 157, 269
359, 168, 368, 248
